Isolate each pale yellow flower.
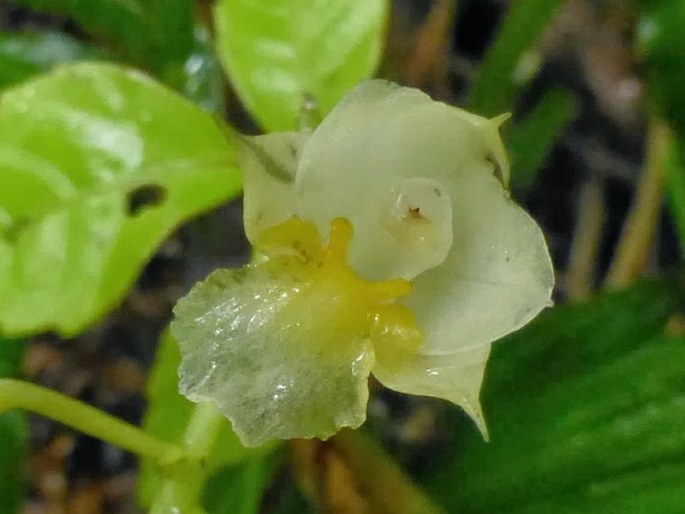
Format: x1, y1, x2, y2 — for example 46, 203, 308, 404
171, 81, 554, 446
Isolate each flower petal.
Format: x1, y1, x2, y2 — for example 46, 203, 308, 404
171, 264, 374, 446
406, 169, 554, 356
237, 132, 307, 245
373, 343, 491, 435
295, 80, 508, 280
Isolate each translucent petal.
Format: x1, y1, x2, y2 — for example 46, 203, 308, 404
237, 132, 307, 245
295, 80, 509, 280
405, 169, 554, 355
373, 343, 491, 435
171, 265, 374, 446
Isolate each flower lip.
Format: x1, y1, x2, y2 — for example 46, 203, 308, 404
172, 215, 423, 446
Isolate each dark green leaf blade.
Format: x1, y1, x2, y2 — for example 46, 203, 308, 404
469, 0, 566, 116
665, 141, 685, 251
425, 279, 685, 514
13, 0, 194, 76
639, 0, 685, 132
507, 88, 575, 190
0, 31, 104, 90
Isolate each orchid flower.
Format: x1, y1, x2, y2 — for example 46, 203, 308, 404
171, 81, 554, 447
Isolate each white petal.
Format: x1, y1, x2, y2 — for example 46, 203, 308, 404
171, 265, 374, 446
373, 344, 491, 435
237, 132, 307, 245
295, 80, 509, 280
406, 170, 554, 355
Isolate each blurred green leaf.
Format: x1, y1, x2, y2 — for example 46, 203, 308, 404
262, 480, 313, 514
0, 31, 104, 89
203, 451, 283, 514
642, 2, 685, 255
14, 0, 146, 58
507, 88, 575, 190
0, 337, 26, 514
0, 63, 241, 336
13, 0, 194, 77
138, 331, 271, 509
213, 0, 388, 131
13, 1, 226, 112
425, 279, 685, 513
639, 0, 685, 131
469, 0, 565, 116
664, 139, 685, 252
181, 28, 227, 114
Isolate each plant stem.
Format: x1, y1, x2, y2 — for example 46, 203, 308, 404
331, 429, 445, 514
605, 120, 671, 288
403, 0, 457, 88
0, 378, 183, 464
566, 177, 605, 300
149, 401, 225, 514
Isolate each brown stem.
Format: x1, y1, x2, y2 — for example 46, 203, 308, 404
604, 120, 671, 289
565, 177, 605, 300
292, 430, 445, 514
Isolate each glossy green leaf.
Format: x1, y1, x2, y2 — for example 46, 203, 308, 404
0, 31, 104, 90
138, 331, 262, 509
0, 337, 26, 514
469, 0, 565, 116
12, 0, 222, 107
507, 89, 575, 190
213, 0, 388, 131
0, 63, 241, 336
425, 279, 685, 513
14, 0, 145, 58
181, 28, 227, 114
13, 0, 194, 76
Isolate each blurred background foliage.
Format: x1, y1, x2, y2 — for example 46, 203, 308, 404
1, 0, 685, 512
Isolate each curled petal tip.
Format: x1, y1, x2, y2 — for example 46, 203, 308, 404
491, 112, 512, 128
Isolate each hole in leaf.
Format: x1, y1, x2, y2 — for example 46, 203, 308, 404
126, 184, 167, 217
4, 218, 30, 243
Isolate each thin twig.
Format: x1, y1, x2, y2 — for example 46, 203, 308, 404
331, 430, 445, 514
403, 0, 458, 88
604, 120, 671, 289
565, 177, 605, 300
292, 430, 445, 514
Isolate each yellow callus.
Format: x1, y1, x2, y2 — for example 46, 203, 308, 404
257, 216, 424, 362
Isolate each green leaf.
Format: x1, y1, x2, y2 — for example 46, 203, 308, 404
639, 0, 685, 131
14, 0, 145, 57
0, 63, 241, 336
213, 0, 389, 131
665, 141, 685, 253
0, 337, 26, 514
202, 451, 283, 514
507, 89, 575, 190
425, 279, 685, 513
13, 0, 194, 75
181, 28, 227, 114
138, 331, 260, 509
0, 31, 104, 89
469, 0, 566, 116
12, 2, 226, 112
